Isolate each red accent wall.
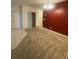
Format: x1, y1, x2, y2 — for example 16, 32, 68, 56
43, 1, 68, 36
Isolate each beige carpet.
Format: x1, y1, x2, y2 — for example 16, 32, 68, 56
12, 27, 68, 59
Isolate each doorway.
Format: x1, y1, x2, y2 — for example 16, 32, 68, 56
32, 12, 36, 28
28, 12, 36, 29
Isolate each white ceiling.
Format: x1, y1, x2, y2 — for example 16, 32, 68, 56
12, 0, 66, 8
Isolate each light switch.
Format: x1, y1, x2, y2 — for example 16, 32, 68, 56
44, 14, 46, 16
50, 26, 52, 29
43, 18, 45, 20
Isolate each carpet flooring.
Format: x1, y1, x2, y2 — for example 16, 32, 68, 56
12, 27, 68, 59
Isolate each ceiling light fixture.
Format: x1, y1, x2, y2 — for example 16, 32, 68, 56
43, 0, 55, 10
43, 5, 47, 9
47, 4, 54, 10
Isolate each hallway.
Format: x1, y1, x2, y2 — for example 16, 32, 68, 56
11, 0, 68, 59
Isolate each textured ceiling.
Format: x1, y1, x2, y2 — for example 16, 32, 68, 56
12, 0, 66, 8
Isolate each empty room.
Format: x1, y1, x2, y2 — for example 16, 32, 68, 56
11, 0, 68, 59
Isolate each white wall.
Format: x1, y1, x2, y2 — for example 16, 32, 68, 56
11, 5, 43, 29
11, 6, 20, 29
36, 10, 43, 27
22, 6, 43, 28
22, 5, 37, 29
